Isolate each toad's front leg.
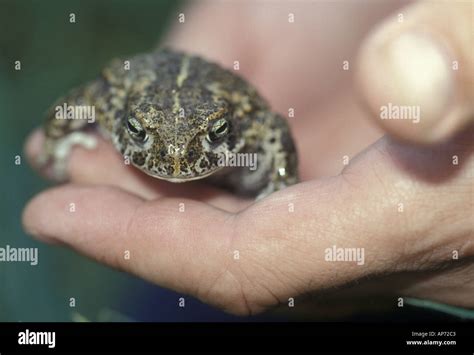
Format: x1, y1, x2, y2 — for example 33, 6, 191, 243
237, 110, 299, 199
38, 79, 108, 181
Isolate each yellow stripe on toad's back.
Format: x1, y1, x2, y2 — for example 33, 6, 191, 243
176, 55, 190, 88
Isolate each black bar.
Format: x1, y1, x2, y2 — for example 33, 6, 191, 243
0, 322, 472, 353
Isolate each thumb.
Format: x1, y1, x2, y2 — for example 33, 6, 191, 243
356, 0, 473, 144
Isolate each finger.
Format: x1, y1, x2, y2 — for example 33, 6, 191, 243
356, 1, 473, 144
22, 184, 246, 313
25, 129, 250, 212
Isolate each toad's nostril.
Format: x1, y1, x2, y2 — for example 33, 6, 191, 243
168, 144, 186, 158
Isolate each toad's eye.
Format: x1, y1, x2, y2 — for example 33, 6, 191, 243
207, 118, 230, 143
126, 117, 147, 142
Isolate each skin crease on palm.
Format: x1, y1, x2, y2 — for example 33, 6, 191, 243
22, 1, 473, 316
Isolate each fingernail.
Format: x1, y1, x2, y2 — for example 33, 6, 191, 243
384, 31, 454, 121
359, 30, 455, 142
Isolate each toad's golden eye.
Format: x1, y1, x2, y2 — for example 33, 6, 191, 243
207, 118, 230, 143
126, 116, 148, 143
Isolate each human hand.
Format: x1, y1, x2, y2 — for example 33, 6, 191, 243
23, 1, 473, 315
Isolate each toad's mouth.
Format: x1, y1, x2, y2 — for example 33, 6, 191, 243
137, 165, 224, 183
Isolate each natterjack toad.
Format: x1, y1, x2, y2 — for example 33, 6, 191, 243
39, 49, 298, 198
